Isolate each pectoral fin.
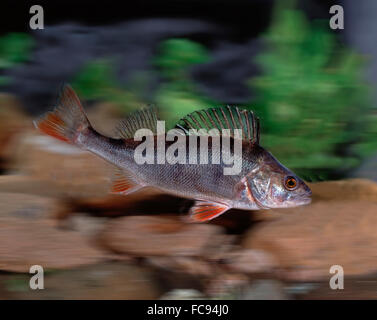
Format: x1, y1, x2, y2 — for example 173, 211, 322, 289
188, 201, 230, 222
110, 167, 144, 195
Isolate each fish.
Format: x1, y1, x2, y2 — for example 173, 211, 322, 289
34, 84, 312, 222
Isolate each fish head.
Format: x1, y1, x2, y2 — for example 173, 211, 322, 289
243, 146, 312, 209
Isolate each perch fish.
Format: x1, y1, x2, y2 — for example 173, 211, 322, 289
34, 85, 312, 222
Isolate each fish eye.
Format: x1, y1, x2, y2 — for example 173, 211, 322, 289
284, 176, 298, 190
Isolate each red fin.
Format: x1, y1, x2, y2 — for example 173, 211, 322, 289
188, 201, 230, 222
34, 112, 71, 143
110, 168, 143, 195
33, 84, 90, 144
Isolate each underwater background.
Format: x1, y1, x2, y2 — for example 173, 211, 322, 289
0, 0, 377, 299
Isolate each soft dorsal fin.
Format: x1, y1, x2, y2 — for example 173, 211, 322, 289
175, 106, 260, 144
114, 105, 159, 139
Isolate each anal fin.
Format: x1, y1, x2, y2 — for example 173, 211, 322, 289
110, 167, 143, 195
188, 201, 230, 222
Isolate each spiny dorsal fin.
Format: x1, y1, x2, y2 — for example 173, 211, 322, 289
175, 106, 260, 144
114, 105, 159, 139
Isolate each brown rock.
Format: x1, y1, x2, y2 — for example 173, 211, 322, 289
0, 192, 105, 272
0, 94, 30, 169
0, 222, 105, 273
0, 174, 73, 198
0, 220, 106, 273
240, 280, 290, 300
0, 192, 59, 222
222, 249, 278, 274
11, 134, 112, 197
242, 201, 377, 281
62, 214, 108, 238
0, 175, 189, 222
309, 179, 377, 202
205, 273, 250, 298
2, 262, 161, 299
146, 256, 213, 276
0, 176, 80, 220
0, 174, 125, 211
100, 216, 227, 257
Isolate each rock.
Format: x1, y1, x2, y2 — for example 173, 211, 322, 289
11, 134, 112, 198
146, 256, 213, 276
0, 192, 59, 223
242, 201, 377, 281
2, 262, 161, 299
100, 216, 227, 257
0, 219, 106, 273
205, 273, 250, 299
285, 283, 319, 297
309, 179, 377, 202
0, 176, 81, 220
240, 280, 290, 300
296, 275, 377, 300
0, 175, 142, 217
160, 289, 205, 300
222, 249, 278, 274
0, 175, 191, 222
0, 192, 106, 272
61, 214, 108, 238
0, 175, 81, 206
0, 94, 30, 169
0, 175, 53, 196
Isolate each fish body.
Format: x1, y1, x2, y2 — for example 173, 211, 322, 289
34, 85, 312, 222
83, 131, 259, 209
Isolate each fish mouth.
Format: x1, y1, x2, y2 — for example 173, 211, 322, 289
283, 195, 312, 208
299, 196, 312, 205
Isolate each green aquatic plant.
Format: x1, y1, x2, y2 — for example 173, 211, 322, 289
0, 33, 34, 86
71, 26, 376, 181
154, 38, 217, 126
71, 59, 117, 100
72, 39, 216, 126
71, 59, 143, 112
248, 3, 376, 180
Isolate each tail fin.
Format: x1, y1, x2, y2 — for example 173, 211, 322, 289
33, 84, 90, 144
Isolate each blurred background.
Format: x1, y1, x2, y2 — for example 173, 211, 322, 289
0, 0, 377, 300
